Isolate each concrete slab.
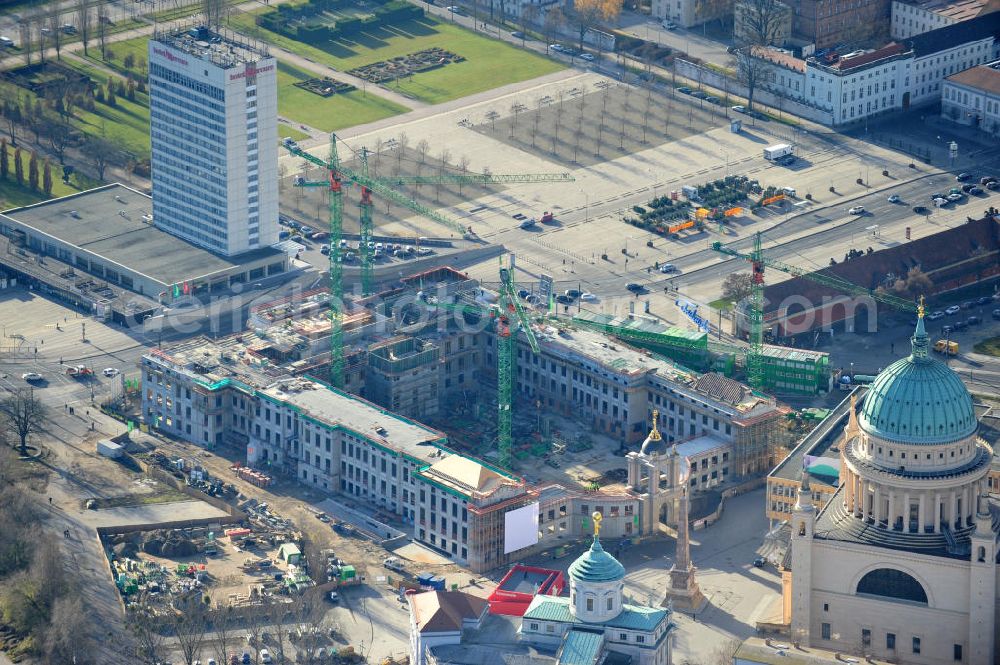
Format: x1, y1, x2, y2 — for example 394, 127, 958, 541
85, 500, 228, 528
393, 541, 453, 565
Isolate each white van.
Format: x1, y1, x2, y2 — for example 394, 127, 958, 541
0, 36, 15, 48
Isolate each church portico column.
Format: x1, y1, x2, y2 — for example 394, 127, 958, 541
844, 469, 854, 513
931, 492, 941, 533
887, 491, 896, 530
948, 490, 957, 528
904, 492, 911, 532
872, 484, 882, 524
919, 493, 926, 533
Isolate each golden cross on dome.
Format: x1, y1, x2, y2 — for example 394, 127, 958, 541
918, 295, 925, 319
592, 511, 603, 537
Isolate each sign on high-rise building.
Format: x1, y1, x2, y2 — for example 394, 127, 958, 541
149, 26, 278, 257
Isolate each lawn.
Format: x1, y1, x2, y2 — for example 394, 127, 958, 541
973, 337, 1000, 357
228, 13, 563, 104
62, 60, 152, 161
276, 60, 409, 132
279, 124, 310, 141
708, 298, 734, 311
84, 34, 151, 81
0, 167, 101, 211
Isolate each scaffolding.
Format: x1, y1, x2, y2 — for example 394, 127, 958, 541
759, 345, 831, 395
571, 311, 829, 396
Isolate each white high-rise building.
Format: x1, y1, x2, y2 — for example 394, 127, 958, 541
149, 26, 278, 257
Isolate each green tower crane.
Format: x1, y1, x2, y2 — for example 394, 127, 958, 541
496, 254, 540, 468
285, 133, 486, 385
358, 148, 375, 296
289, 135, 347, 388
408, 254, 539, 468
711, 231, 918, 387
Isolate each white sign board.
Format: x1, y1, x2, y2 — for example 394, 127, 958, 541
503, 502, 540, 554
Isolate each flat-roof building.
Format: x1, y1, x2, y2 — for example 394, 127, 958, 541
149, 25, 278, 257
0, 184, 287, 322
942, 59, 1000, 133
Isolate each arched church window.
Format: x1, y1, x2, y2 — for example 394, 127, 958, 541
856, 568, 927, 604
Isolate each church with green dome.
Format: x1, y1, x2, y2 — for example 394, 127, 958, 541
520, 512, 677, 665
786, 305, 999, 665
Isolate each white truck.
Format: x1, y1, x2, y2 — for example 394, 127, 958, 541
763, 144, 794, 162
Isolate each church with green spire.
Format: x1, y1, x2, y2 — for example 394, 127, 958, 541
520, 512, 677, 665
786, 301, 998, 664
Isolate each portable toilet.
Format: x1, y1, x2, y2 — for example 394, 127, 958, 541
340, 565, 356, 582
416, 572, 434, 586
429, 576, 446, 591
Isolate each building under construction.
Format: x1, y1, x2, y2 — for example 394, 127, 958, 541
141, 264, 796, 568
572, 310, 830, 395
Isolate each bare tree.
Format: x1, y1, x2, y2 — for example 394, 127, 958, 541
97, 10, 109, 60
46, 595, 98, 664
435, 149, 451, 202
202, 0, 227, 28
171, 597, 209, 665
48, 11, 63, 61
519, 5, 538, 44
126, 600, 167, 665
244, 597, 269, 663
1, 101, 21, 145
88, 133, 122, 180
415, 139, 429, 169
571, 0, 622, 50
396, 131, 409, 168
732, 0, 789, 111
211, 602, 238, 665
76, 0, 92, 56
44, 115, 74, 165
457, 155, 470, 194
0, 389, 47, 455
17, 19, 33, 66
543, 7, 566, 53
269, 599, 293, 665
709, 637, 744, 665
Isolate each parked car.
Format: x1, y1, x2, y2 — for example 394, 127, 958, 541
887, 194, 901, 203
731, 105, 747, 113
968, 186, 983, 195
21, 372, 43, 382
705, 96, 721, 105
980, 176, 997, 185
626, 282, 644, 293
0, 36, 14, 48
953, 320, 969, 331
968, 315, 981, 325
988, 181, 1000, 190
677, 86, 692, 94
926, 310, 945, 321
753, 556, 767, 568
61, 24, 77, 34
580, 53, 595, 61
975, 296, 992, 306
102, 367, 120, 377
510, 31, 525, 39
320, 245, 330, 255
947, 192, 963, 202
933, 197, 948, 208
913, 205, 928, 214
942, 325, 953, 335
945, 305, 961, 315
259, 649, 273, 664
848, 206, 865, 215
565, 289, 582, 298
691, 90, 709, 99
956, 172, 973, 181
992, 308, 1000, 320
580, 292, 597, 302
662, 20, 678, 29
961, 183, 976, 193
929, 192, 945, 201
549, 44, 563, 52
555, 294, 573, 304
